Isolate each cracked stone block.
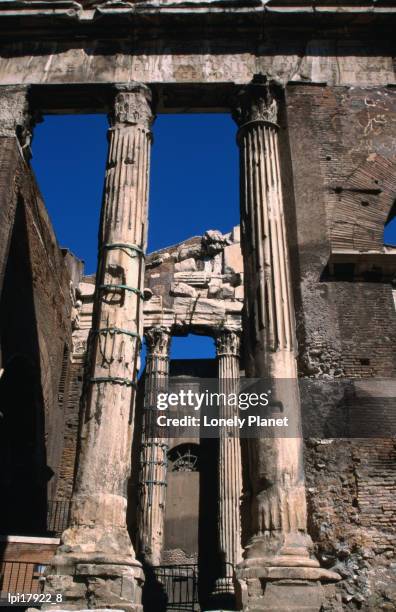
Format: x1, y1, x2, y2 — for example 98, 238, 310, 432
235, 285, 244, 300
177, 243, 202, 260
232, 225, 241, 242
170, 282, 197, 297
219, 283, 234, 299
174, 257, 197, 272
208, 278, 222, 298
223, 242, 244, 274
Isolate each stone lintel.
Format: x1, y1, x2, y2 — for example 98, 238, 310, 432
2, 3, 396, 24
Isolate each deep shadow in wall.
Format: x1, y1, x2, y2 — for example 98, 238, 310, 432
198, 435, 220, 610
0, 196, 49, 537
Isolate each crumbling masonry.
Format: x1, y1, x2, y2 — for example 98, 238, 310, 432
0, 2, 396, 612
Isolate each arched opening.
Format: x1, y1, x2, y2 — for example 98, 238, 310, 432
164, 442, 201, 562
170, 334, 215, 361
384, 199, 396, 246
155, 334, 219, 608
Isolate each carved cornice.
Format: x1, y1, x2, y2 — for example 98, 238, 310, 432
232, 75, 279, 130
145, 326, 172, 358
215, 329, 240, 357
111, 83, 154, 130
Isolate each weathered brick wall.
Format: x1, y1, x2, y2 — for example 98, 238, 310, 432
0, 538, 59, 596
54, 275, 94, 501
305, 440, 396, 610
0, 540, 58, 564
336, 283, 395, 379
55, 360, 84, 501
298, 282, 396, 380
286, 85, 396, 610
356, 441, 396, 534
285, 84, 396, 380
0, 137, 74, 533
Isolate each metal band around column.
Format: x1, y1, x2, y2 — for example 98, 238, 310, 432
102, 242, 146, 258
93, 326, 141, 340
90, 376, 137, 388
99, 283, 145, 298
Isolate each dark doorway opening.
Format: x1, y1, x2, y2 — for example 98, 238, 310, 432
0, 197, 48, 536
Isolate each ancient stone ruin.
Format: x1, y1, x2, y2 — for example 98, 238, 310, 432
0, 2, 396, 611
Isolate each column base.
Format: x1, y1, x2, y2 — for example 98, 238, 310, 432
235, 565, 341, 612
213, 576, 235, 594
210, 577, 236, 610
42, 558, 144, 612
41, 525, 144, 612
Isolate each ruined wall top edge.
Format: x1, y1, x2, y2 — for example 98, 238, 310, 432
1, 0, 396, 15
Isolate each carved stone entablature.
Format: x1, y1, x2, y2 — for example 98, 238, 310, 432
72, 337, 87, 355
215, 329, 241, 357
73, 228, 243, 349
202, 229, 231, 255
70, 281, 82, 331
232, 74, 279, 129
112, 83, 154, 130
143, 225, 243, 336
70, 278, 94, 360
95, 1, 134, 7
145, 326, 172, 357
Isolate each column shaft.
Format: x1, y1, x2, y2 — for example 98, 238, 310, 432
45, 84, 154, 612
69, 86, 153, 546
236, 86, 308, 555
138, 327, 171, 565
216, 330, 242, 594
233, 77, 338, 611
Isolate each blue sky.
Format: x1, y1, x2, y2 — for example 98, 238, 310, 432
31, 114, 239, 273
31, 114, 396, 359
31, 114, 239, 358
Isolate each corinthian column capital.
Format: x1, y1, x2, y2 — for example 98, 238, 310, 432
215, 329, 240, 357
112, 83, 154, 129
145, 326, 172, 358
232, 75, 280, 129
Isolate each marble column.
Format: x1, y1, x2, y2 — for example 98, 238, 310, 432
214, 329, 243, 597
45, 84, 154, 612
232, 76, 339, 611
138, 326, 171, 566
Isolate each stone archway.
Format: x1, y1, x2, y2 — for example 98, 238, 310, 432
330, 154, 396, 252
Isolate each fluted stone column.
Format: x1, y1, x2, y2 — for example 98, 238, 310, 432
214, 329, 242, 599
138, 326, 171, 566
45, 84, 154, 611
232, 76, 339, 611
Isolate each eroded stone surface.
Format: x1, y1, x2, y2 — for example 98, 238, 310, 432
1, 5, 395, 609
144, 226, 243, 335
